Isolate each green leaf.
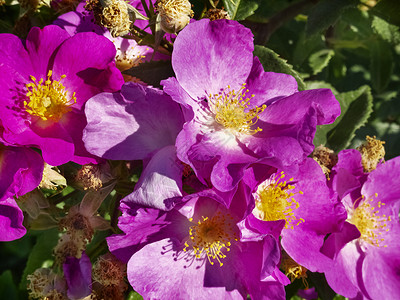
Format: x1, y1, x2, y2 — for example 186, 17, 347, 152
127, 291, 144, 300
221, 0, 261, 21
253, 45, 306, 91
311, 83, 373, 151
370, 0, 400, 27
308, 49, 335, 75
372, 16, 400, 45
123, 60, 174, 88
0, 271, 18, 299
327, 86, 373, 151
306, 0, 359, 36
20, 228, 59, 290
369, 39, 393, 93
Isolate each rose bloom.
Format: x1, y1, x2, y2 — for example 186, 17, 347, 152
321, 150, 400, 299
0, 25, 123, 166
162, 19, 340, 192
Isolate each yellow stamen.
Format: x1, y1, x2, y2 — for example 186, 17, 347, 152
24, 70, 76, 121
348, 193, 391, 247
183, 212, 238, 267
208, 84, 266, 136
253, 171, 304, 229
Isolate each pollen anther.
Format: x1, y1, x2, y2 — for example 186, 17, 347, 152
208, 83, 266, 136
253, 171, 304, 229
24, 70, 76, 121
183, 212, 238, 267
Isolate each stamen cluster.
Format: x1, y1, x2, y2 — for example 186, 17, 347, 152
349, 194, 392, 247
254, 172, 304, 229
184, 212, 238, 267
25, 70, 76, 121
209, 84, 266, 136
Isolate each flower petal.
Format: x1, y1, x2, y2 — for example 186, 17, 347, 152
172, 19, 254, 99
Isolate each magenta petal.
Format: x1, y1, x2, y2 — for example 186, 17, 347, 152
84, 83, 183, 160
0, 33, 33, 77
321, 222, 360, 260
0, 194, 26, 241
361, 156, 400, 204
123, 146, 183, 210
172, 19, 254, 99
362, 247, 400, 299
52, 31, 123, 108
281, 227, 333, 272
0, 145, 43, 198
63, 252, 92, 300
25, 26, 70, 79
331, 149, 364, 198
262, 89, 340, 126
246, 57, 298, 106
127, 239, 242, 299
324, 242, 363, 298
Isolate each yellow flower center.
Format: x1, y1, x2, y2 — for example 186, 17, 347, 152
24, 70, 76, 121
253, 171, 304, 229
208, 84, 266, 135
183, 212, 238, 267
348, 193, 391, 247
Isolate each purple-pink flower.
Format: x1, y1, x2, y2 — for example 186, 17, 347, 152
108, 186, 286, 299
83, 82, 185, 210
0, 138, 44, 241
0, 25, 123, 166
162, 19, 341, 192
322, 150, 400, 299
240, 158, 346, 275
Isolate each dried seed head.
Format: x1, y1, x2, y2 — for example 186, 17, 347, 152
27, 269, 67, 300
92, 254, 127, 286
76, 163, 113, 191
54, 233, 86, 263
85, 0, 135, 37
357, 135, 385, 172
156, 0, 193, 34
101, 0, 134, 37
204, 8, 230, 21
311, 145, 338, 177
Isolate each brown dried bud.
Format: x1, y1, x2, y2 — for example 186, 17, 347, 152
357, 135, 385, 172
76, 163, 113, 191
204, 8, 230, 21
311, 145, 338, 177
85, 0, 136, 37
156, 0, 193, 34
54, 233, 86, 262
27, 268, 67, 300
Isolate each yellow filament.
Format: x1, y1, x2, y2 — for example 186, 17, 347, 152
349, 193, 391, 247
183, 212, 238, 267
24, 70, 76, 121
209, 84, 266, 135
254, 171, 304, 229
